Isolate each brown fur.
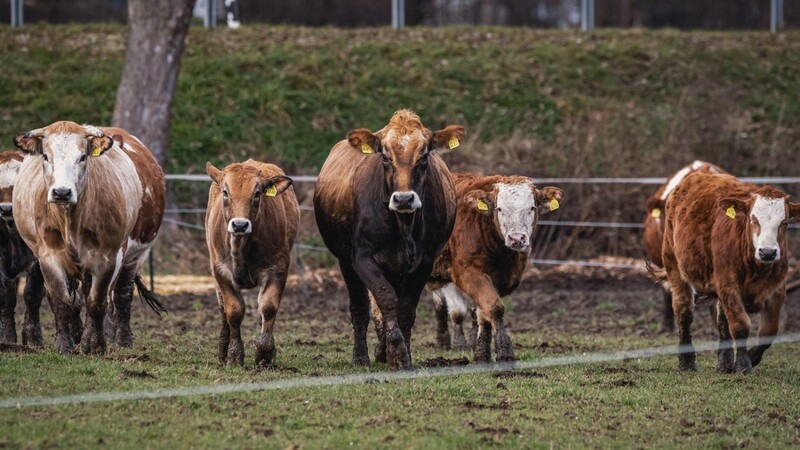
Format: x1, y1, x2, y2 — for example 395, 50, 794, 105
642, 161, 728, 332
205, 159, 299, 367
314, 110, 460, 370
429, 173, 563, 362
662, 171, 797, 373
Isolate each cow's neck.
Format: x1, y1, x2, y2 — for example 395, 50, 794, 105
47, 203, 81, 267
394, 210, 420, 268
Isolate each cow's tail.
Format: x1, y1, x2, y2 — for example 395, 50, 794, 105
134, 275, 167, 317
645, 260, 668, 284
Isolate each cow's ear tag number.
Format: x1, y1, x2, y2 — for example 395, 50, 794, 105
549, 198, 560, 212
726, 206, 736, 219
265, 185, 278, 197
91, 147, 103, 157
448, 137, 460, 150
651, 208, 661, 218
361, 144, 373, 154
477, 199, 489, 211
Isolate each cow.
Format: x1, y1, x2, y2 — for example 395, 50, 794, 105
205, 159, 298, 367
428, 174, 564, 362
651, 171, 799, 373
13, 121, 165, 354
643, 160, 727, 332
314, 109, 461, 370
0, 151, 47, 347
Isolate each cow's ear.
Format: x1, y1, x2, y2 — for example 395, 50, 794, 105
347, 128, 381, 155
464, 189, 493, 214
646, 196, 666, 219
13, 128, 46, 155
83, 126, 113, 157
206, 162, 224, 186
718, 196, 751, 220
430, 125, 465, 153
535, 186, 564, 213
788, 202, 800, 221
262, 175, 293, 197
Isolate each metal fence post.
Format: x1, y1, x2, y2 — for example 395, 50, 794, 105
205, 0, 217, 29
10, 0, 23, 27
581, 0, 594, 32
392, 0, 405, 30
771, 0, 784, 33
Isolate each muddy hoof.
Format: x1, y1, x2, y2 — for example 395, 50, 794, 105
374, 341, 387, 364
80, 331, 106, 355
734, 355, 752, 374
115, 328, 133, 348
22, 324, 44, 348
226, 340, 245, 367
352, 354, 371, 366
255, 333, 276, 366
716, 349, 734, 374
386, 329, 411, 370
436, 331, 451, 350
54, 333, 75, 355
0, 325, 16, 344
678, 354, 697, 371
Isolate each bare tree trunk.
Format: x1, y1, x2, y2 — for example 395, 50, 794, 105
112, 0, 196, 171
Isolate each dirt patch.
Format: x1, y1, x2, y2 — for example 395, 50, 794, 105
0, 343, 36, 354
121, 369, 156, 380
419, 356, 470, 368
494, 370, 547, 379
609, 379, 636, 387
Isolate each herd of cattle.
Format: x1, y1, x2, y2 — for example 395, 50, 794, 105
0, 110, 797, 375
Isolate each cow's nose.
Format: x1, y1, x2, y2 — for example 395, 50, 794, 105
0, 204, 12, 217
51, 187, 73, 202
389, 191, 420, 212
507, 233, 527, 249
229, 219, 252, 235
392, 192, 414, 204
758, 248, 778, 262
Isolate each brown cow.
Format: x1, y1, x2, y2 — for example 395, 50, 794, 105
428, 174, 564, 362
0, 151, 46, 346
13, 121, 165, 354
643, 160, 727, 332
205, 160, 298, 367
653, 171, 799, 373
314, 110, 460, 370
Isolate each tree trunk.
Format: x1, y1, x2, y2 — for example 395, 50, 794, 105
112, 0, 196, 171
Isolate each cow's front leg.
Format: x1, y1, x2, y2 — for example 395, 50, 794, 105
718, 289, 751, 374
40, 258, 75, 354
255, 268, 288, 367
111, 267, 136, 347
0, 277, 18, 344
369, 294, 387, 364
213, 273, 245, 367
22, 263, 45, 348
456, 270, 514, 363
354, 253, 408, 370
715, 301, 734, 373
80, 269, 114, 355
748, 289, 784, 368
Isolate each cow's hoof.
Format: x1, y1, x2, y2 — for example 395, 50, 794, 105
54, 334, 75, 355
80, 326, 106, 355
226, 340, 245, 367
255, 333, 276, 367
716, 349, 734, 373
678, 355, 697, 371
0, 327, 16, 344
436, 332, 451, 350
115, 328, 133, 348
22, 325, 44, 348
386, 329, 411, 371
734, 356, 752, 375
68, 319, 84, 345
374, 342, 387, 364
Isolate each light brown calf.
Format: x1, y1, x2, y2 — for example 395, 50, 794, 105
205, 160, 298, 367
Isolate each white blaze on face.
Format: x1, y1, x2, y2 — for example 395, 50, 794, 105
495, 183, 536, 252
44, 133, 89, 204
0, 159, 22, 189
751, 195, 785, 262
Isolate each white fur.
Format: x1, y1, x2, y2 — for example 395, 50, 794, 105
227, 217, 252, 234
751, 195, 785, 261
45, 132, 86, 203
0, 159, 22, 189
389, 191, 421, 213
436, 283, 469, 319
494, 183, 537, 252
661, 160, 716, 201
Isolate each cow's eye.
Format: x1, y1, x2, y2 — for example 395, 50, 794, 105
79, 155, 87, 163
222, 189, 229, 198
497, 207, 502, 212
42, 154, 49, 162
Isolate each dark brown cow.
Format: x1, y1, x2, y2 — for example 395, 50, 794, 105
653, 171, 799, 373
314, 109, 460, 370
0, 151, 46, 346
643, 160, 727, 332
13, 121, 165, 354
428, 173, 564, 362
205, 160, 298, 367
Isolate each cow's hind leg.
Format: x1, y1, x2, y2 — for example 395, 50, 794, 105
214, 275, 245, 367
432, 289, 451, 350
670, 279, 696, 371
718, 289, 752, 374
22, 264, 45, 348
715, 301, 734, 373
443, 283, 470, 350
80, 270, 115, 355
111, 267, 136, 348
341, 262, 371, 366
255, 268, 288, 367
214, 289, 230, 365
0, 278, 18, 344
39, 260, 76, 354
748, 289, 784, 368
660, 282, 675, 333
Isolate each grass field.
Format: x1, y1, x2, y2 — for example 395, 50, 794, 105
2, 269, 799, 448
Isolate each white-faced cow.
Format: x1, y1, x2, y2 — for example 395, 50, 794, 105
0, 151, 46, 346
643, 160, 727, 332
653, 171, 799, 373
205, 160, 298, 367
428, 174, 564, 362
13, 121, 165, 354
314, 110, 460, 370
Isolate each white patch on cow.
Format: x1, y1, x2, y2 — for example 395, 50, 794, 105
751, 195, 785, 262
45, 132, 87, 204
494, 183, 536, 252
389, 191, 421, 213
400, 135, 410, 151
435, 283, 468, 320
109, 247, 124, 288
660, 166, 693, 201
690, 160, 704, 170
227, 217, 252, 235
0, 159, 22, 189
122, 143, 137, 153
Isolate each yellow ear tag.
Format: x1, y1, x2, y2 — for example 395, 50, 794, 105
265, 185, 278, 197
549, 198, 560, 212
361, 143, 373, 154
448, 137, 460, 150
477, 199, 489, 211
651, 208, 662, 218
726, 205, 736, 219
91, 147, 103, 157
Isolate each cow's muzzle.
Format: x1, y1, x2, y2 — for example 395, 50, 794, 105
0, 203, 12, 221
389, 191, 421, 213
505, 233, 530, 252
228, 218, 252, 236
48, 187, 76, 205
756, 247, 779, 262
